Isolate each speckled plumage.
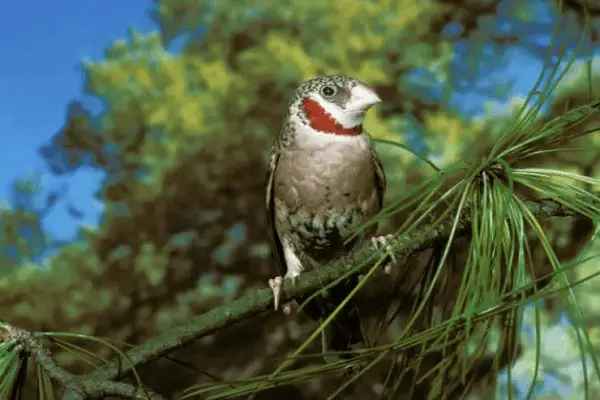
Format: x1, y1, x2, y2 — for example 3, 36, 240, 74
266, 75, 387, 353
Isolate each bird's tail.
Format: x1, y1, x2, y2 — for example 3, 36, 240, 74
298, 277, 364, 362
320, 302, 364, 362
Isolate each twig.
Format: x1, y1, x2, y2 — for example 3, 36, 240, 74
1, 325, 165, 400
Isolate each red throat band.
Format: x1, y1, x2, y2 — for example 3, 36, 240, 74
301, 98, 362, 136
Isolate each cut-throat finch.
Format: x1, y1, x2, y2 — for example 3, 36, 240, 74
266, 75, 394, 356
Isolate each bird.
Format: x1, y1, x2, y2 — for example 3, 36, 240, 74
265, 75, 393, 356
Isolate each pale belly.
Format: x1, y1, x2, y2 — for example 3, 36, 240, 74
273, 146, 380, 263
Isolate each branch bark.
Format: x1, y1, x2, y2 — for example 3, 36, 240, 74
56, 197, 590, 400
1, 324, 165, 400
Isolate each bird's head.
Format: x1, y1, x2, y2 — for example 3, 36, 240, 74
289, 75, 381, 136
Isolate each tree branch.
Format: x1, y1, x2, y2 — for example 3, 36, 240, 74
1, 324, 165, 400
57, 197, 593, 400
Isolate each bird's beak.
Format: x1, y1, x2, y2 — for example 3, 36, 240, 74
347, 82, 381, 113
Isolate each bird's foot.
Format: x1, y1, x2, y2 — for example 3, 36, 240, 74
268, 276, 284, 311
370, 234, 396, 274
268, 270, 300, 313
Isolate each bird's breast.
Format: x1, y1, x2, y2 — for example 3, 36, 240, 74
276, 138, 375, 206
273, 137, 379, 261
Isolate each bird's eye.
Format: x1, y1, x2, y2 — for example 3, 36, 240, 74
321, 85, 337, 97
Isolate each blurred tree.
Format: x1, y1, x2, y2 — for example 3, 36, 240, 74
1, 0, 599, 398
0, 172, 58, 273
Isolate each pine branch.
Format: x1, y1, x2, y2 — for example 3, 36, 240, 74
0, 197, 590, 398
57, 197, 592, 400
0, 324, 165, 400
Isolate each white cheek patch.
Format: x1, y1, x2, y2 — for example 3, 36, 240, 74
314, 95, 363, 129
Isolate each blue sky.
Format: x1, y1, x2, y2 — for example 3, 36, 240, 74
0, 1, 545, 243
0, 0, 155, 241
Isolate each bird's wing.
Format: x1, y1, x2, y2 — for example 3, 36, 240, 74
266, 146, 287, 275
371, 147, 386, 209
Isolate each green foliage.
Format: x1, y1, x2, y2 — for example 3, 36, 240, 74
1, 0, 599, 398
0, 172, 52, 273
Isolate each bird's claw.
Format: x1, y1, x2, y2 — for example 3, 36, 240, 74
268, 274, 299, 313
371, 234, 396, 274
268, 276, 284, 311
